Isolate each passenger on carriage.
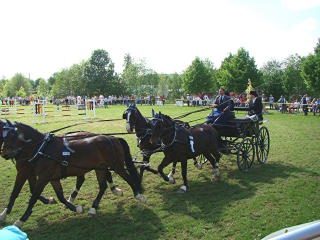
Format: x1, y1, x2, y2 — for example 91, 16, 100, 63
246, 90, 263, 121
207, 88, 235, 125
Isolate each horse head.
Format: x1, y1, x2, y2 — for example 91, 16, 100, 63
0, 119, 5, 146
149, 113, 175, 145
1, 121, 42, 160
123, 104, 137, 133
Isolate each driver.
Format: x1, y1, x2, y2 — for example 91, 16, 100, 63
207, 88, 234, 124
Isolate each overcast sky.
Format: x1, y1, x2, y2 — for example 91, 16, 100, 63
0, 0, 319, 80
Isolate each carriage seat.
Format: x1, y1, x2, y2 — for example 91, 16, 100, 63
228, 114, 259, 124
227, 117, 252, 124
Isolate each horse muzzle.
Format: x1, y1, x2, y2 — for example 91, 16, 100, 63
0, 148, 22, 160
126, 123, 134, 134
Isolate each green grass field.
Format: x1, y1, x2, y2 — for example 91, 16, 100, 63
0, 104, 319, 240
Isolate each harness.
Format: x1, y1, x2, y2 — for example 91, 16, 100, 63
160, 124, 195, 154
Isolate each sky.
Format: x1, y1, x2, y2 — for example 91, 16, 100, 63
0, 0, 319, 80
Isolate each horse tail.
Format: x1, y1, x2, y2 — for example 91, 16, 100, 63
118, 138, 143, 193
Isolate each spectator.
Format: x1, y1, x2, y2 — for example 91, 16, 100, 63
269, 94, 274, 109
288, 99, 300, 113
278, 95, 287, 113
301, 94, 308, 116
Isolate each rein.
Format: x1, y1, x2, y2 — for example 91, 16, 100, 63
50, 118, 124, 134
172, 106, 211, 120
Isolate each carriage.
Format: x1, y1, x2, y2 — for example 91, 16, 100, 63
200, 114, 270, 172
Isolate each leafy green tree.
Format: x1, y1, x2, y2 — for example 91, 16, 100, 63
260, 60, 284, 99
51, 70, 72, 98
84, 49, 117, 96
121, 54, 158, 97
182, 57, 213, 94
0, 79, 8, 97
168, 73, 183, 100
301, 39, 320, 96
158, 75, 169, 98
36, 79, 50, 98
6, 73, 32, 97
282, 54, 305, 98
16, 87, 27, 97
216, 48, 260, 93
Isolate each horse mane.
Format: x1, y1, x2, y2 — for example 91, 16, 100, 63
15, 122, 44, 139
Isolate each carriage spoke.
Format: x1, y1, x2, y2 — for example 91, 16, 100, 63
256, 126, 270, 164
237, 138, 255, 172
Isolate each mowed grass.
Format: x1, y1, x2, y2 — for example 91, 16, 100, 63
0, 104, 319, 240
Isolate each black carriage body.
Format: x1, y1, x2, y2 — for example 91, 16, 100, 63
208, 116, 270, 172
213, 117, 259, 138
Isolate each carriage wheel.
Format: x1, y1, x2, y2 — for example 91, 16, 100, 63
237, 138, 255, 172
256, 126, 270, 164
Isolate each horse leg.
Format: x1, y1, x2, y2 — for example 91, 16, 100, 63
167, 162, 177, 184
0, 171, 28, 222
68, 175, 85, 203
28, 175, 56, 204
157, 156, 175, 183
115, 168, 146, 203
88, 171, 108, 216
204, 152, 220, 181
177, 160, 188, 193
50, 180, 82, 213
140, 154, 158, 180
106, 170, 123, 196
14, 179, 50, 227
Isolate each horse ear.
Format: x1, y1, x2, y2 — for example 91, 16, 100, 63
152, 109, 155, 117
6, 119, 14, 127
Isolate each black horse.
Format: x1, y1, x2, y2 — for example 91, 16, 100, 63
0, 121, 122, 223
149, 113, 221, 192
122, 104, 193, 183
1, 121, 145, 227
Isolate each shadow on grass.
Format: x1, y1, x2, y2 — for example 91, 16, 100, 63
25, 202, 162, 240
153, 161, 316, 223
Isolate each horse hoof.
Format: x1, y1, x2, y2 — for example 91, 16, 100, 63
168, 177, 176, 184
88, 208, 96, 216
13, 220, 24, 228
177, 185, 187, 193
76, 205, 83, 213
135, 194, 147, 203
211, 175, 220, 182
195, 163, 202, 170
48, 197, 57, 204
0, 208, 8, 222
111, 187, 124, 196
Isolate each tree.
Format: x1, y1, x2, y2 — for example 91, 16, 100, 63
158, 75, 169, 98
260, 60, 284, 99
167, 73, 183, 100
36, 79, 50, 98
16, 87, 27, 98
182, 57, 213, 94
51, 69, 72, 98
5, 73, 32, 97
216, 48, 260, 93
301, 39, 320, 96
121, 54, 158, 97
84, 49, 117, 96
282, 54, 305, 99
